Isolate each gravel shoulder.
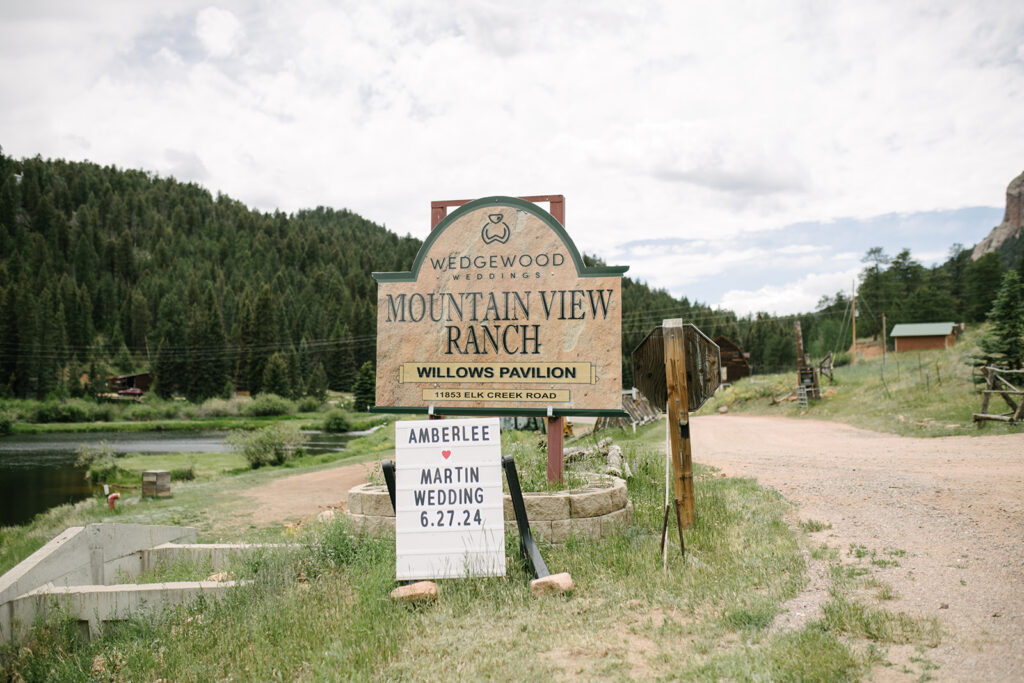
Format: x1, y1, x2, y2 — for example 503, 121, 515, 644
691, 415, 1024, 681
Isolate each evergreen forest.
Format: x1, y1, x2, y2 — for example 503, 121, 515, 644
0, 150, 1020, 402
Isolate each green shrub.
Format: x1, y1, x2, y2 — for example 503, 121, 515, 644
0, 411, 11, 436
832, 352, 852, 367
297, 396, 323, 413
31, 399, 92, 423
161, 401, 188, 419
75, 442, 128, 482
88, 460, 131, 483
170, 465, 196, 481
227, 423, 308, 468
321, 409, 352, 433
75, 441, 116, 468
241, 394, 295, 417
197, 397, 243, 418
122, 404, 158, 421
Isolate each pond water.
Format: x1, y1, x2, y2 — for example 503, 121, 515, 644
0, 429, 360, 528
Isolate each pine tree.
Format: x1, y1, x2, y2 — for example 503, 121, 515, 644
248, 285, 278, 395
153, 338, 181, 398
307, 361, 328, 402
262, 352, 291, 397
67, 354, 85, 398
297, 337, 312, 391
327, 321, 356, 391
965, 253, 1005, 322
979, 270, 1024, 369
87, 358, 108, 398
184, 286, 227, 401
285, 345, 301, 398
351, 361, 375, 412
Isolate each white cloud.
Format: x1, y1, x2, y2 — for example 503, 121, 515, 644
195, 7, 242, 58
719, 267, 861, 317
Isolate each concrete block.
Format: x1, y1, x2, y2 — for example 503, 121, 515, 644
569, 487, 615, 518
549, 519, 571, 544
0, 527, 87, 606
528, 520, 553, 542
346, 487, 363, 515
600, 504, 631, 534
524, 493, 570, 521
353, 485, 394, 517
569, 515, 602, 539
607, 478, 628, 511
345, 513, 366, 534
361, 515, 395, 535
141, 543, 287, 574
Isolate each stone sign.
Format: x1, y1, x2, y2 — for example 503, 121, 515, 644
394, 417, 504, 580
373, 196, 628, 416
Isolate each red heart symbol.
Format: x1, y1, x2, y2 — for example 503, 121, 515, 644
441, 450, 452, 459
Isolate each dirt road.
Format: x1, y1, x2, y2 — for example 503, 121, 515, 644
237, 460, 376, 525
691, 415, 1024, 681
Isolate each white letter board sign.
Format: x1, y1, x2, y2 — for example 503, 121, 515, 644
394, 417, 505, 580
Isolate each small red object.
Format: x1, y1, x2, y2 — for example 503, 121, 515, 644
107, 492, 120, 510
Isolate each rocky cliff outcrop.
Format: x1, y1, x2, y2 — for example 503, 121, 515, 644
972, 170, 1024, 260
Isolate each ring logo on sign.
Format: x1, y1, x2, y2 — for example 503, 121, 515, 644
481, 213, 511, 244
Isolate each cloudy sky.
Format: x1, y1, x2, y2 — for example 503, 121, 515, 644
2, 1, 1022, 315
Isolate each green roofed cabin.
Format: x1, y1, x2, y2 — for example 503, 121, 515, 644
889, 322, 961, 352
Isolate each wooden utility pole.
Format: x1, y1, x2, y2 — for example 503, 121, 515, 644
881, 312, 887, 366
794, 320, 807, 367
662, 319, 695, 531
851, 282, 857, 365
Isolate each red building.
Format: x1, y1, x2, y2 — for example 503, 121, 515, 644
889, 323, 960, 352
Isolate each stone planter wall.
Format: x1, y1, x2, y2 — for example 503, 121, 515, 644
346, 476, 631, 544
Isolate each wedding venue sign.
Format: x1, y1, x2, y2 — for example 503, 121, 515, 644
373, 196, 628, 417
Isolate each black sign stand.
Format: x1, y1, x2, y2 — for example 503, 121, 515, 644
381, 456, 550, 582
501, 455, 550, 579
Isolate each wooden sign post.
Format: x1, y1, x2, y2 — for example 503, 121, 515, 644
632, 320, 720, 560
663, 320, 695, 532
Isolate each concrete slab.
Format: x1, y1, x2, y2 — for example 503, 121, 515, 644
8, 580, 242, 641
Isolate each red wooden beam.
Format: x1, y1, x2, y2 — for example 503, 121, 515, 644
430, 195, 565, 229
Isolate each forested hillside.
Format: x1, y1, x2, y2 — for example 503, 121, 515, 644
0, 152, 418, 400
1, 151, 1018, 401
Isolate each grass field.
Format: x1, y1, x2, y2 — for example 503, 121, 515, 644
2, 419, 942, 680
700, 326, 1022, 437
